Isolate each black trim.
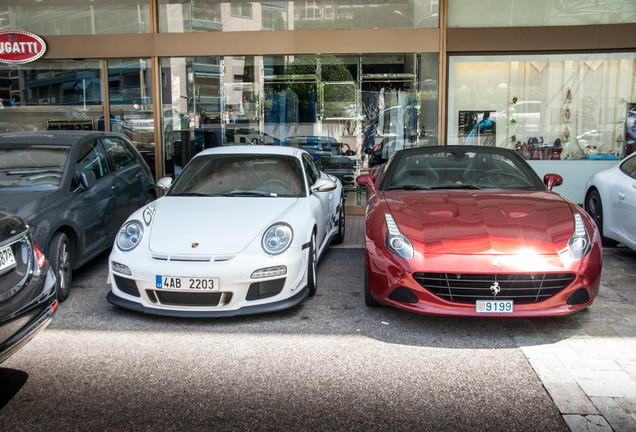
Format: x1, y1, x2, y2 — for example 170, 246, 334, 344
106, 286, 309, 318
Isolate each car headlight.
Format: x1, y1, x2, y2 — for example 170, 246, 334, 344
568, 213, 591, 260
116, 220, 144, 252
385, 213, 413, 259
262, 223, 293, 255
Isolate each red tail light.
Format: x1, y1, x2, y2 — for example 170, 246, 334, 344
34, 239, 46, 268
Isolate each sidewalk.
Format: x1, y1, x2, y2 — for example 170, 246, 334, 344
332, 215, 636, 431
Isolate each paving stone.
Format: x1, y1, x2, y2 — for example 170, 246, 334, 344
562, 414, 612, 431
542, 382, 598, 414
572, 370, 636, 398
590, 396, 636, 432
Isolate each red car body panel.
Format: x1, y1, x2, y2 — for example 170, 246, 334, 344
362, 183, 602, 317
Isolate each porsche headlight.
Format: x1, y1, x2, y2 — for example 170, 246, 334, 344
385, 213, 413, 259
116, 220, 144, 252
568, 213, 591, 260
262, 223, 293, 255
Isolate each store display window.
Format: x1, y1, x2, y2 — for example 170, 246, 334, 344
448, 53, 636, 160
0, 60, 103, 132
158, 0, 439, 33
0, 1, 151, 35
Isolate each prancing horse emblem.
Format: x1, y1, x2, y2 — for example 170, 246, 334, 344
489, 281, 501, 296
191, 243, 199, 248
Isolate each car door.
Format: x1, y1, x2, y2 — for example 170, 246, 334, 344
68, 139, 117, 258
302, 153, 331, 249
616, 155, 636, 243
101, 136, 144, 221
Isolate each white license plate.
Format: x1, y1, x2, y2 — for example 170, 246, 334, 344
476, 299, 513, 313
156, 276, 219, 291
0, 245, 16, 273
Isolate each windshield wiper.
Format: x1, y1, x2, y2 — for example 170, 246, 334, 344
430, 184, 483, 190
387, 185, 430, 191
221, 190, 276, 197
170, 192, 216, 197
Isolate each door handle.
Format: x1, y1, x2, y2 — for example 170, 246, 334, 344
618, 192, 626, 200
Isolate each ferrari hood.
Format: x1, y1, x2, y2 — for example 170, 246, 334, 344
386, 190, 575, 255
148, 197, 298, 255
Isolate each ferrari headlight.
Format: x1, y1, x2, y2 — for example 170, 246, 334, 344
262, 223, 293, 255
385, 213, 413, 259
568, 213, 591, 260
116, 220, 144, 252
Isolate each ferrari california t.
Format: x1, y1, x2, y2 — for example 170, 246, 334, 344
356, 146, 602, 317
107, 145, 345, 317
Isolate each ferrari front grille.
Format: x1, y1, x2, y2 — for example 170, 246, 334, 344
413, 272, 576, 304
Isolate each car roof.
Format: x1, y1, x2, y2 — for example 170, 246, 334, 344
196, 145, 302, 158
0, 130, 121, 146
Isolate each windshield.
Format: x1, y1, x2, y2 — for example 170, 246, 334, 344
0, 145, 69, 188
382, 147, 544, 191
168, 154, 306, 198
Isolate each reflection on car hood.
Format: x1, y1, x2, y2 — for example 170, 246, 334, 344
386, 190, 574, 255
148, 197, 298, 255
0, 188, 60, 220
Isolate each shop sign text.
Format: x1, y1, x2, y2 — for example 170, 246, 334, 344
0, 30, 46, 64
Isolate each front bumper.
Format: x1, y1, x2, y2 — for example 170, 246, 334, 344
365, 240, 603, 317
107, 246, 310, 317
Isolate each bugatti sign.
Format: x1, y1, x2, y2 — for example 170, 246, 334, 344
0, 31, 46, 64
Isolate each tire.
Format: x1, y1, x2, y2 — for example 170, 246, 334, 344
49, 232, 73, 302
364, 255, 379, 307
332, 195, 346, 244
585, 189, 618, 247
307, 232, 317, 296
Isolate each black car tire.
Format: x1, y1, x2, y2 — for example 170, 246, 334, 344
332, 195, 346, 244
50, 232, 72, 302
585, 189, 618, 247
307, 232, 317, 296
364, 256, 379, 307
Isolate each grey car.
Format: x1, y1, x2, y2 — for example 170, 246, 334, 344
0, 131, 157, 301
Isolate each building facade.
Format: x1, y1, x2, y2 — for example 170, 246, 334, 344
1, 0, 635, 206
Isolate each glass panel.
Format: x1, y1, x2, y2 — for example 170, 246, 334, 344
448, 0, 636, 28
0, 1, 151, 35
448, 53, 636, 159
158, 0, 439, 32
0, 59, 103, 132
107, 59, 154, 174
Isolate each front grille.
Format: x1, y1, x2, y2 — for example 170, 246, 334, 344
413, 272, 576, 305
147, 290, 231, 307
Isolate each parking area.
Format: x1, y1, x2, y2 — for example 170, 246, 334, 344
0, 216, 634, 432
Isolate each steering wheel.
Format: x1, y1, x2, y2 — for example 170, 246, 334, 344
476, 171, 513, 186
261, 179, 288, 192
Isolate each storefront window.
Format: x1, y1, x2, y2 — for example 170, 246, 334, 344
448, 53, 636, 160
159, 53, 439, 206
107, 59, 154, 174
448, 0, 636, 28
158, 1, 439, 32
0, 60, 102, 132
0, 1, 151, 35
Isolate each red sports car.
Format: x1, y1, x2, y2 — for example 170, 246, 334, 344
356, 146, 602, 317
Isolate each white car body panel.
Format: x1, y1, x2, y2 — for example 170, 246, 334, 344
106, 145, 344, 317
585, 152, 636, 251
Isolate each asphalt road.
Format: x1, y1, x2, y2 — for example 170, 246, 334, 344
0, 248, 568, 432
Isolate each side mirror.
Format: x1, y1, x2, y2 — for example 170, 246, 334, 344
311, 177, 337, 193
80, 170, 96, 190
543, 173, 563, 191
157, 177, 173, 191
356, 173, 376, 194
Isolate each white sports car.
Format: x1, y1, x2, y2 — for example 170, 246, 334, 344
106, 146, 345, 317
584, 151, 636, 251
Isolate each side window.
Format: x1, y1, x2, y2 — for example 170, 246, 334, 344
620, 156, 636, 179
102, 137, 135, 171
71, 140, 109, 191
302, 153, 319, 185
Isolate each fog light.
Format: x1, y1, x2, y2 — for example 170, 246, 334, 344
111, 261, 132, 276
251, 266, 287, 279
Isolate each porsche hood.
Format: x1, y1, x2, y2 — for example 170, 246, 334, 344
386, 190, 576, 255
146, 197, 298, 255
